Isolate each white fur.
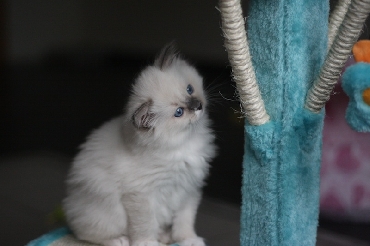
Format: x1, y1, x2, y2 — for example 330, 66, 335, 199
63, 49, 216, 246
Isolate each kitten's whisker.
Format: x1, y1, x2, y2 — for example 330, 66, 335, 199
218, 91, 238, 102
205, 82, 224, 92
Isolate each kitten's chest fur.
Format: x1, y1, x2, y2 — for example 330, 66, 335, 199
114, 118, 212, 225
92, 117, 213, 195
118, 128, 210, 194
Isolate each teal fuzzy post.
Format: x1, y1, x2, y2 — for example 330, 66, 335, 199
219, 0, 327, 243
243, 0, 328, 245
219, 0, 370, 244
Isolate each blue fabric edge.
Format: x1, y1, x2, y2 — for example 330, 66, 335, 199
26, 227, 182, 246
27, 227, 72, 246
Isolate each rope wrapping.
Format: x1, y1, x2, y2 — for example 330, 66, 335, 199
219, 0, 270, 125
305, 0, 370, 113
327, 0, 352, 51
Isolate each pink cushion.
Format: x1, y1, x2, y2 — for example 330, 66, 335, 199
320, 78, 370, 221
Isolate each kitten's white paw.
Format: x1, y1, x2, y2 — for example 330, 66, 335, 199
158, 231, 172, 244
132, 240, 159, 246
178, 237, 205, 246
102, 236, 130, 246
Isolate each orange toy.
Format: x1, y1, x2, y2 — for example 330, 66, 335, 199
353, 40, 370, 63
352, 40, 370, 106
363, 88, 370, 106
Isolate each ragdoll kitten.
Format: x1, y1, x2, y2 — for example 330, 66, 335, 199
63, 44, 216, 246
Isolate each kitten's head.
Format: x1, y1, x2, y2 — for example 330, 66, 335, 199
126, 43, 207, 140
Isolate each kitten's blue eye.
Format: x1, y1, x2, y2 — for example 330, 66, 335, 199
174, 107, 184, 117
186, 84, 194, 95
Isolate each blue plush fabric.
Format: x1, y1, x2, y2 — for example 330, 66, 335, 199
27, 227, 72, 246
242, 0, 328, 245
342, 63, 370, 132
27, 227, 180, 246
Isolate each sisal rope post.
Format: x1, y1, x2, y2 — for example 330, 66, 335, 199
219, 0, 270, 126
305, 0, 370, 113
327, 0, 352, 51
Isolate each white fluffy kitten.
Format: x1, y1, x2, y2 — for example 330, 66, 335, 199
63, 44, 216, 246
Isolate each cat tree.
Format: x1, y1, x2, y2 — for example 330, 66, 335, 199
27, 0, 370, 245
219, 0, 370, 245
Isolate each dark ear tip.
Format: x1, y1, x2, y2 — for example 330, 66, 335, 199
163, 41, 177, 51
161, 41, 178, 55
154, 42, 180, 70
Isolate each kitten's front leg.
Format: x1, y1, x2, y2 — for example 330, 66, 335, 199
171, 194, 205, 246
122, 193, 159, 246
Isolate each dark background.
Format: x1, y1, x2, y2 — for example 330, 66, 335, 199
0, 0, 245, 203
1, 0, 370, 245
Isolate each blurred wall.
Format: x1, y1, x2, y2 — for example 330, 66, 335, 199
0, 0, 5, 65
2, 0, 244, 204
4, 0, 370, 65
5, 0, 228, 65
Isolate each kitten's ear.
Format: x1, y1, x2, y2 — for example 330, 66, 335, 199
132, 101, 155, 130
154, 42, 179, 70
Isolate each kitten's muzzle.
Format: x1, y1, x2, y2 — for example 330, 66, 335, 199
187, 98, 203, 111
